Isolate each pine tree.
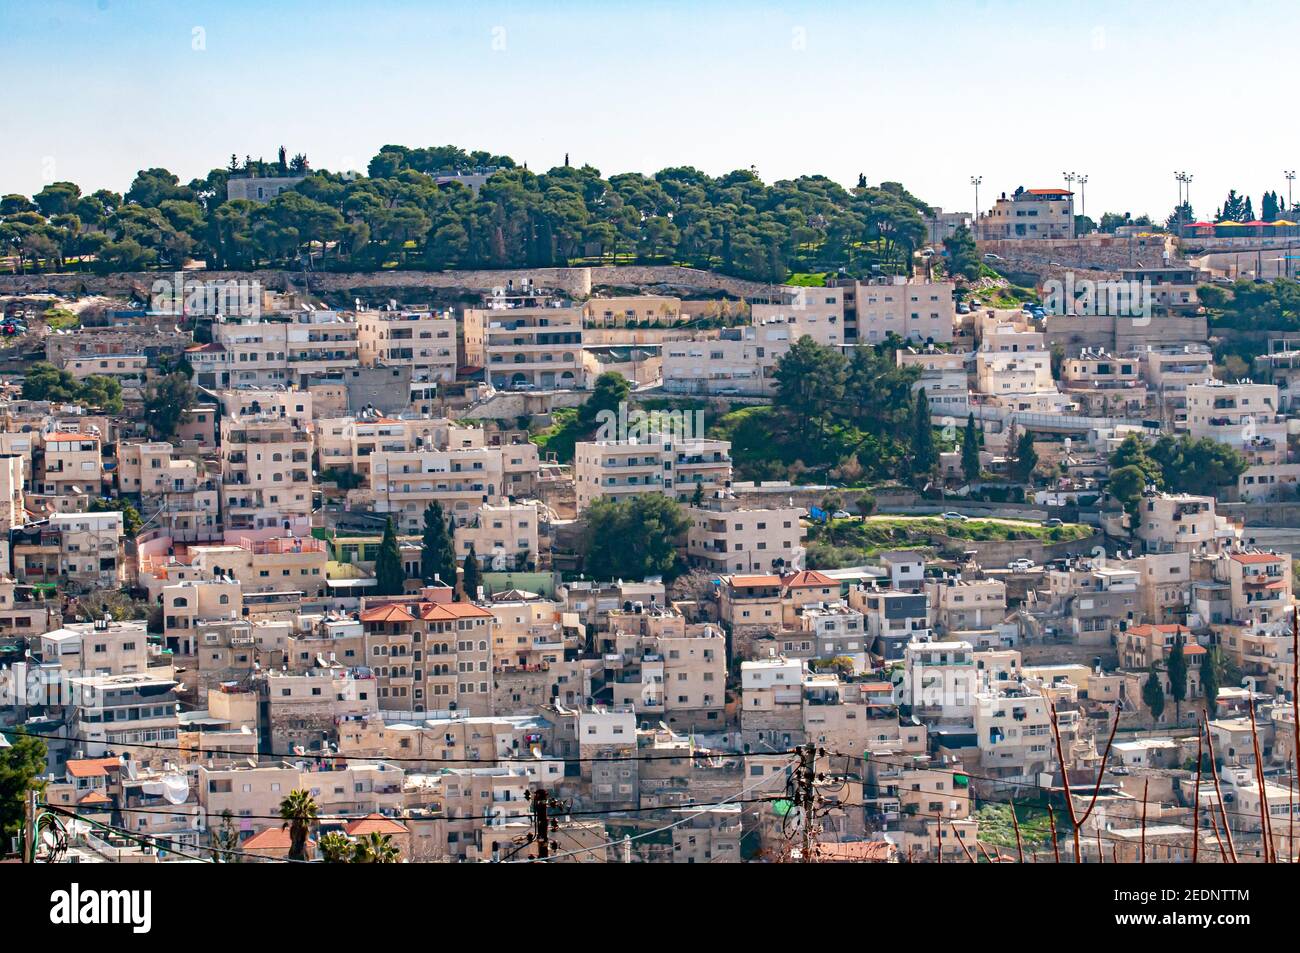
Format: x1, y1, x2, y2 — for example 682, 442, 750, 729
375, 517, 406, 596
462, 543, 481, 601
1142, 665, 1166, 721
1167, 637, 1188, 719
911, 388, 935, 479
961, 413, 980, 482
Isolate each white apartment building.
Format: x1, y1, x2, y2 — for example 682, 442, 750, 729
220, 408, 314, 533
1184, 379, 1285, 451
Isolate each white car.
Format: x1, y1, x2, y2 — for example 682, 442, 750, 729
1007, 558, 1034, 572
941, 512, 969, 522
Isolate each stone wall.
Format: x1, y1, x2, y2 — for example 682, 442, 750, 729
977, 234, 1178, 282
0, 265, 780, 302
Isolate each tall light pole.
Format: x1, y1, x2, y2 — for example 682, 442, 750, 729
1286, 171, 1296, 214
970, 175, 982, 233
1175, 172, 1193, 230
1077, 174, 1088, 226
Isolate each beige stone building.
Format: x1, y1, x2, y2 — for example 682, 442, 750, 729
463, 292, 585, 390
685, 494, 804, 574
573, 436, 732, 512
355, 306, 458, 384
360, 592, 496, 716
220, 405, 314, 533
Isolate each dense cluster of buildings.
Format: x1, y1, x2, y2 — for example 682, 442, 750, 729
3, 200, 1298, 863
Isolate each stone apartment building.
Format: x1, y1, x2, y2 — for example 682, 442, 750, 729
830, 276, 956, 345
462, 291, 585, 390
359, 591, 496, 716
976, 187, 1075, 240
685, 493, 804, 574
603, 605, 727, 728
219, 406, 314, 533
355, 305, 458, 384
573, 436, 732, 512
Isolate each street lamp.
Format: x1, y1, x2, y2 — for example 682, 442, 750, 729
1076, 174, 1088, 220
970, 175, 982, 223
1285, 171, 1296, 214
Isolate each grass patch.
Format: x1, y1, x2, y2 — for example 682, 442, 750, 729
974, 801, 1058, 852
785, 272, 828, 287
43, 307, 80, 330
529, 407, 583, 463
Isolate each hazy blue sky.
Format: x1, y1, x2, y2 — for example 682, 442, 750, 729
2, 0, 1296, 221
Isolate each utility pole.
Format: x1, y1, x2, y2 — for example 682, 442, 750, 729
1285, 171, 1295, 213
528, 787, 559, 861
23, 789, 37, 864
794, 743, 819, 862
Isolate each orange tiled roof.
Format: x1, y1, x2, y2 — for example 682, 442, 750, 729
730, 574, 782, 587
79, 791, 112, 805
242, 827, 297, 850
1231, 553, 1284, 564
66, 757, 120, 779
1128, 624, 1190, 637
782, 570, 837, 588
420, 601, 492, 621
359, 604, 417, 623
361, 600, 492, 623
344, 813, 409, 836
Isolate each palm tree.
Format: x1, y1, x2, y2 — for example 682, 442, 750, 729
351, 831, 400, 864
278, 788, 319, 861
317, 831, 353, 863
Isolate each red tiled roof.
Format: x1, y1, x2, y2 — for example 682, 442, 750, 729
360, 604, 417, 623
344, 813, 409, 836
79, 791, 112, 805
782, 570, 837, 588
242, 827, 298, 850
420, 601, 492, 621
361, 600, 492, 623
66, 757, 120, 779
1025, 188, 1073, 196
1231, 553, 1284, 564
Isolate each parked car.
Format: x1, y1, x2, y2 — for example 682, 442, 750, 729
1043, 517, 1064, 527
1007, 558, 1034, 572
832, 510, 851, 519
983, 253, 1004, 263
941, 511, 969, 522
956, 302, 970, 315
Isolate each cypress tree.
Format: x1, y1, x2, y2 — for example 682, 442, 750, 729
375, 517, 406, 596
961, 413, 980, 482
462, 543, 482, 601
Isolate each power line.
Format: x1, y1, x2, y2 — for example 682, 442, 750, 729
832, 748, 1296, 830
39, 803, 224, 864
0, 725, 796, 766
509, 755, 796, 863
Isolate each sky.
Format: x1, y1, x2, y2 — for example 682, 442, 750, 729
2, 0, 1297, 222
